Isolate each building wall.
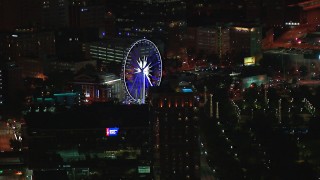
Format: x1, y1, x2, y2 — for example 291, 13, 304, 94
195, 25, 261, 61
0, 69, 3, 105
41, 0, 70, 28
72, 73, 124, 103
0, 0, 21, 31
0, 30, 56, 62
150, 92, 200, 179
107, 0, 186, 58
6, 64, 24, 108
84, 41, 127, 73
196, 26, 230, 57
16, 57, 44, 78
230, 26, 262, 57
79, 5, 105, 28
16, 30, 56, 57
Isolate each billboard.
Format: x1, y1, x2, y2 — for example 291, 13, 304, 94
138, 166, 151, 174
242, 75, 268, 88
106, 127, 119, 137
181, 88, 193, 93
244, 57, 255, 66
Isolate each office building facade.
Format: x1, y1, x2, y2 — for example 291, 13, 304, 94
196, 26, 230, 59
149, 87, 201, 179
0, 69, 3, 105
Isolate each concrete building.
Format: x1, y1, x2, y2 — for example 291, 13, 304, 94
3, 63, 24, 110
106, 0, 186, 58
16, 57, 44, 79
0, 30, 56, 62
83, 39, 128, 73
196, 26, 230, 59
72, 73, 124, 103
41, 0, 71, 28
0, 68, 3, 105
149, 85, 201, 179
230, 26, 262, 58
194, 25, 262, 64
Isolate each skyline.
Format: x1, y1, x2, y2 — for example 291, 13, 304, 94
1, 0, 320, 179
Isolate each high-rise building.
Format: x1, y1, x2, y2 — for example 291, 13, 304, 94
194, 25, 261, 64
196, 26, 230, 59
79, 5, 105, 28
41, 0, 71, 28
187, 0, 246, 26
14, 29, 56, 57
0, 35, 6, 108
20, 0, 42, 28
55, 28, 99, 61
149, 85, 201, 179
107, 0, 186, 38
4, 62, 24, 110
0, 29, 56, 63
230, 25, 262, 58
262, 0, 287, 27
106, 0, 186, 58
0, 69, 3, 105
244, 0, 263, 22
83, 39, 131, 73
38, 0, 112, 30
0, 0, 21, 31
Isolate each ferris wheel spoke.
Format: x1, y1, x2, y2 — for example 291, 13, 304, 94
134, 70, 141, 74
149, 75, 158, 82
146, 74, 153, 87
149, 61, 161, 69
146, 61, 152, 69
129, 75, 139, 93
131, 57, 140, 68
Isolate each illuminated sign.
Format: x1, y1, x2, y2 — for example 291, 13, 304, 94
182, 88, 193, 93
106, 127, 119, 137
138, 166, 150, 174
234, 27, 255, 32
244, 57, 255, 66
242, 75, 267, 88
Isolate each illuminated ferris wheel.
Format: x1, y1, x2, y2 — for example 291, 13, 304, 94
122, 39, 162, 104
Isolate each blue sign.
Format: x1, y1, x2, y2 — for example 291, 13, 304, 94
182, 88, 193, 93
106, 127, 119, 136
